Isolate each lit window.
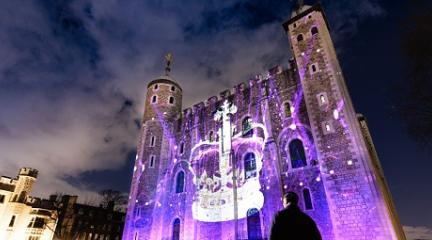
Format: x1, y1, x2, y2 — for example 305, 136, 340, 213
169, 96, 175, 104
322, 121, 334, 134
244, 153, 257, 179
317, 93, 328, 106
151, 95, 157, 104
297, 34, 304, 42
150, 136, 156, 147
303, 189, 314, 210
150, 155, 155, 168
311, 26, 319, 35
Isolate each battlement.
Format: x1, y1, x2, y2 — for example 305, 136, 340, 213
19, 167, 38, 178
173, 65, 295, 122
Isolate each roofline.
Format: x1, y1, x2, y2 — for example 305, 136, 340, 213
282, 4, 330, 32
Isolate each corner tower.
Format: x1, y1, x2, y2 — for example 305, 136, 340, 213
123, 54, 182, 240
283, 3, 403, 240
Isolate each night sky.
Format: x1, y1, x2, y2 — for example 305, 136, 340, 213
0, 0, 431, 238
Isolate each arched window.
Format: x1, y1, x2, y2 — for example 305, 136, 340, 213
242, 117, 253, 136
297, 34, 304, 42
172, 218, 180, 240
303, 188, 313, 210
247, 208, 262, 240
289, 139, 307, 168
175, 171, 185, 193
311, 26, 319, 35
169, 96, 175, 104
284, 102, 292, 118
151, 95, 157, 103
154, 84, 158, 90
244, 152, 257, 179
171, 86, 176, 92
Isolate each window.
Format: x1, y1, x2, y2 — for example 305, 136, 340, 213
242, 117, 253, 136
317, 93, 328, 106
27, 237, 40, 240
0, 194, 5, 203
297, 34, 304, 42
310, 63, 318, 74
9, 215, 16, 227
209, 131, 214, 142
172, 218, 180, 240
171, 86, 176, 92
311, 26, 319, 35
289, 139, 307, 168
303, 188, 313, 210
244, 153, 257, 179
247, 208, 262, 240
151, 95, 157, 104
284, 102, 292, 118
134, 232, 138, 240
150, 155, 156, 168
175, 171, 185, 193
150, 136, 156, 147
169, 96, 175, 104
179, 142, 184, 154
154, 84, 158, 90
28, 217, 45, 229
322, 121, 334, 134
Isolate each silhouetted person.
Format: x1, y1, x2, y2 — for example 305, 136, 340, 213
270, 192, 322, 240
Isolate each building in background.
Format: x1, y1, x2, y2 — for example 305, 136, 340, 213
123, 3, 406, 240
0, 167, 57, 240
53, 195, 125, 240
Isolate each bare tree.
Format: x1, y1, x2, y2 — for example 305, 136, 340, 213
99, 189, 128, 211
395, 0, 432, 147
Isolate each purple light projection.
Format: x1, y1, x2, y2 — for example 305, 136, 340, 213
123, 6, 398, 239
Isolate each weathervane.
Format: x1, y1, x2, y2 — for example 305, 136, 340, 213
165, 52, 173, 75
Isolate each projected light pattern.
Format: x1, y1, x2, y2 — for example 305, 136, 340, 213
123, 4, 400, 240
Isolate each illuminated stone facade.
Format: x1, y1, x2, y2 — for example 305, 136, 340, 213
0, 168, 57, 240
123, 4, 405, 240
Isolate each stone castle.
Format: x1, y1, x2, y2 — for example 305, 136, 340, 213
123, 3, 405, 240
0, 168, 58, 240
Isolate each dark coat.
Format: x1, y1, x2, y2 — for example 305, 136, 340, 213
270, 205, 322, 240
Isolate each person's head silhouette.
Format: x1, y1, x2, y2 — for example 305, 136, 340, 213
283, 191, 299, 208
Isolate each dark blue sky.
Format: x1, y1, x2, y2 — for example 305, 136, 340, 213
0, 0, 430, 235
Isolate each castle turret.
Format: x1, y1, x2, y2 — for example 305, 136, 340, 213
283, 3, 401, 240
123, 54, 183, 240
12, 167, 38, 203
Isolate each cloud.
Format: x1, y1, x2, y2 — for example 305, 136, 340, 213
404, 226, 432, 240
0, 0, 386, 199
